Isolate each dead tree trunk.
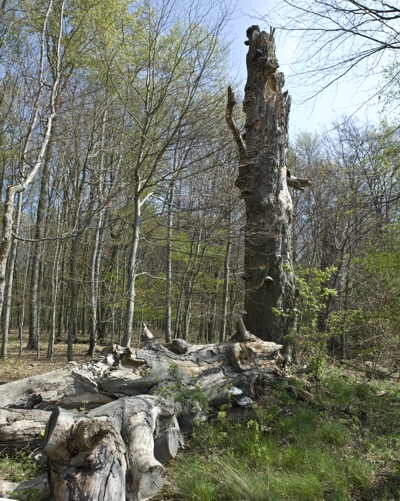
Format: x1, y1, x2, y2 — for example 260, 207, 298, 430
0, 325, 285, 500
226, 26, 310, 346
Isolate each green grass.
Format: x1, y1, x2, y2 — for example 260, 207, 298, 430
157, 368, 400, 501
1, 367, 399, 501
0, 453, 45, 483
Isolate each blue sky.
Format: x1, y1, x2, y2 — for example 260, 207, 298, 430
224, 0, 384, 136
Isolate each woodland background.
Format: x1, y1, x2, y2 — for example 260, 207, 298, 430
0, 0, 399, 371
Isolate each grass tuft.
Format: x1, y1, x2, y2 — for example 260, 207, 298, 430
0, 453, 45, 483
155, 367, 398, 501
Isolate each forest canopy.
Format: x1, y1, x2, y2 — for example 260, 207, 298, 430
0, 0, 399, 371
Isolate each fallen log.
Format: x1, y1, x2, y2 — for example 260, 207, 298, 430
0, 329, 283, 412
0, 409, 50, 455
42, 396, 183, 501
0, 325, 285, 500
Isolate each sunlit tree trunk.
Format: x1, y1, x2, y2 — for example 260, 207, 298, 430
1, 192, 22, 358
226, 26, 297, 345
123, 192, 142, 347
219, 211, 232, 343
165, 180, 175, 343
0, 0, 63, 329
47, 213, 63, 361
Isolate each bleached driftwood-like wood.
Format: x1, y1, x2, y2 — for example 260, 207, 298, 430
43, 396, 180, 501
0, 333, 283, 412
44, 407, 126, 501
286, 172, 312, 191
0, 324, 285, 500
0, 408, 50, 455
0, 474, 49, 500
0, 362, 113, 410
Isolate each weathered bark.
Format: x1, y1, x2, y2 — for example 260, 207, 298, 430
0, 333, 283, 410
0, 326, 284, 500
41, 396, 183, 501
226, 26, 309, 345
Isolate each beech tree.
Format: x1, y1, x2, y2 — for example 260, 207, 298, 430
115, 0, 231, 347
226, 26, 310, 346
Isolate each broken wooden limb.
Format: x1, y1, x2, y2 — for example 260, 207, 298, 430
225, 86, 247, 165
0, 332, 284, 413
0, 362, 113, 410
286, 171, 312, 191
233, 317, 250, 341
41, 396, 181, 501
127, 410, 165, 500
43, 407, 126, 501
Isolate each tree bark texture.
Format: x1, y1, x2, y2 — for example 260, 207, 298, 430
227, 26, 297, 346
0, 327, 285, 500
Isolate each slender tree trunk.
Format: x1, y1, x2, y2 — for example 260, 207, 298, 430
88, 106, 108, 357
219, 213, 232, 343
88, 214, 103, 356
68, 233, 81, 361
226, 26, 297, 345
18, 244, 31, 358
47, 227, 62, 361
27, 131, 55, 350
165, 180, 175, 343
174, 284, 184, 339
123, 193, 141, 347
1, 192, 22, 358
57, 249, 66, 341
183, 229, 204, 341
0, 0, 63, 323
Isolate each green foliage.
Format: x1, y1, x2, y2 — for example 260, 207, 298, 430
156, 364, 210, 412
79, 399, 89, 413
157, 369, 400, 501
327, 224, 400, 363
287, 266, 337, 380
7, 487, 41, 501
0, 453, 45, 483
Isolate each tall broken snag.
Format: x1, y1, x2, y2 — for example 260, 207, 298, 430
226, 26, 306, 345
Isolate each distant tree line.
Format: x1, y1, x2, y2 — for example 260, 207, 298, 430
0, 0, 399, 369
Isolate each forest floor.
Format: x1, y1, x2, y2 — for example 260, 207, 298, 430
0, 332, 399, 500
0, 331, 94, 384
0, 328, 169, 383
